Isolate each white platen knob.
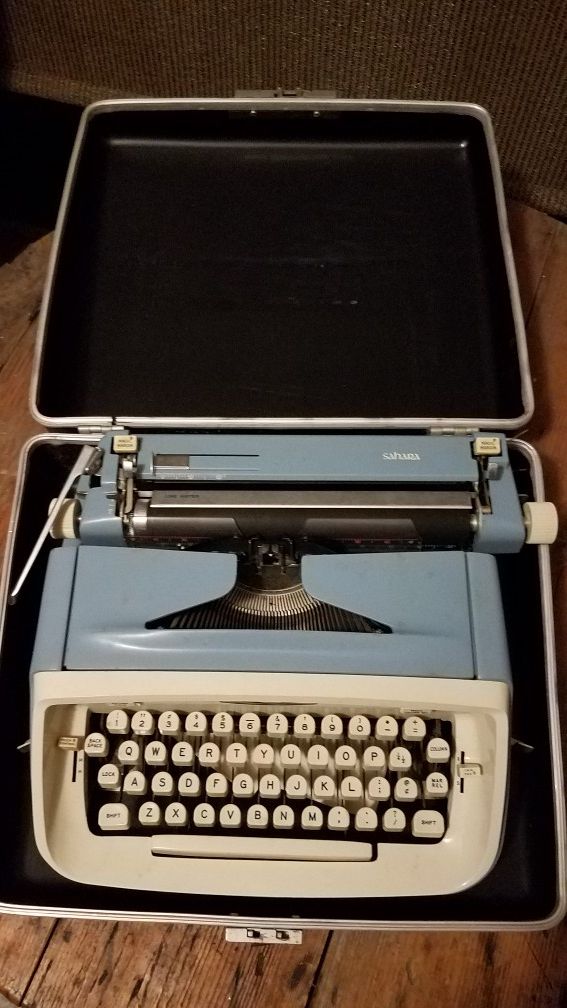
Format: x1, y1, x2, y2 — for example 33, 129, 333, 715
523, 501, 558, 545
48, 498, 80, 539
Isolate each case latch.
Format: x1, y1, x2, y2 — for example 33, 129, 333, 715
234, 89, 337, 99
225, 927, 302, 945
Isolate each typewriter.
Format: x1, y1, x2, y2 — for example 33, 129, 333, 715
22, 429, 557, 898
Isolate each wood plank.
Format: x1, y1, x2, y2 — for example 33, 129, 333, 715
0, 234, 51, 372
506, 200, 558, 321
23, 920, 327, 1008
0, 915, 55, 1004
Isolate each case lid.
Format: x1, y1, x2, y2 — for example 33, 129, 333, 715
32, 99, 532, 431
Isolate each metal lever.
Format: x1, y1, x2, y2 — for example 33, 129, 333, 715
9, 444, 100, 603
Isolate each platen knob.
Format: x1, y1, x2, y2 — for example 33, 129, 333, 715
48, 498, 80, 539
523, 502, 558, 545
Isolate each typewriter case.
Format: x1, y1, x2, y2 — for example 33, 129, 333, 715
0, 98, 564, 929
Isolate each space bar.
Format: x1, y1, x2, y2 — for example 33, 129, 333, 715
151, 835, 372, 861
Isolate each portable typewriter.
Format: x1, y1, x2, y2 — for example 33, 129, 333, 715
11, 98, 559, 902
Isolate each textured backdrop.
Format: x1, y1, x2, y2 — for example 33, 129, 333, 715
1, 0, 566, 216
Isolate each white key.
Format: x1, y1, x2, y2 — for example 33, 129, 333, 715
348, 715, 371, 739
312, 774, 336, 800
259, 773, 282, 798
151, 771, 174, 795
198, 742, 221, 766
206, 772, 229, 798
426, 738, 451, 763
194, 803, 215, 827
383, 807, 406, 832
366, 776, 391, 801
178, 771, 201, 796
247, 804, 269, 829
266, 713, 289, 738
334, 745, 357, 769
98, 803, 129, 830
225, 742, 248, 767
185, 711, 207, 735
233, 773, 256, 797
320, 714, 343, 738
412, 810, 445, 838
285, 774, 309, 799
106, 709, 129, 734
84, 732, 108, 758
328, 806, 350, 830
131, 710, 155, 735
171, 741, 194, 766
144, 740, 167, 765
355, 807, 379, 831
273, 805, 295, 829
211, 712, 234, 735
307, 744, 329, 769
294, 713, 316, 737
97, 764, 120, 790
394, 776, 419, 802
389, 746, 413, 771
123, 770, 147, 795
375, 715, 398, 740
219, 804, 242, 828
301, 806, 324, 830
239, 713, 261, 736
280, 743, 302, 768
424, 772, 449, 798
251, 743, 274, 767
138, 801, 161, 825
362, 746, 386, 770
340, 776, 363, 800
402, 716, 427, 741
158, 710, 180, 735
117, 740, 140, 765
165, 802, 187, 826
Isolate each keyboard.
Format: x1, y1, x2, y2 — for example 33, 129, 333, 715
31, 670, 509, 898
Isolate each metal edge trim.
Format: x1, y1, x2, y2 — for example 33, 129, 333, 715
31, 97, 531, 432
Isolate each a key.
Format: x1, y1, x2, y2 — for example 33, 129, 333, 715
219, 804, 242, 828
355, 807, 379, 832
131, 710, 155, 735
389, 746, 412, 771
232, 773, 256, 797
247, 805, 269, 829
294, 714, 316, 737
106, 710, 129, 735
320, 714, 343, 738
285, 774, 309, 799
312, 774, 336, 800
198, 742, 221, 767
402, 716, 427, 741
251, 744, 275, 767
307, 744, 329, 769
266, 714, 289, 738
273, 805, 295, 829
158, 711, 180, 735
394, 776, 419, 802
117, 740, 140, 765
382, 807, 406, 832
225, 742, 248, 767
328, 806, 350, 830
258, 773, 282, 798
98, 803, 130, 830
193, 803, 215, 827
151, 772, 174, 796
138, 801, 161, 826
280, 743, 302, 768
178, 772, 201, 796
334, 745, 357, 769
185, 711, 207, 735
171, 741, 194, 766
97, 764, 120, 790
123, 770, 147, 795
165, 802, 187, 826
412, 810, 445, 838
348, 715, 371, 739
426, 738, 451, 763
239, 713, 261, 736
144, 740, 167, 765
424, 772, 449, 798
301, 807, 324, 830
362, 746, 386, 771
211, 712, 234, 735
206, 773, 229, 798
84, 732, 109, 758
366, 776, 391, 801
375, 716, 398, 740
340, 776, 363, 800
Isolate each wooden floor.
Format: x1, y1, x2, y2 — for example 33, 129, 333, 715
0, 203, 566, 1007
